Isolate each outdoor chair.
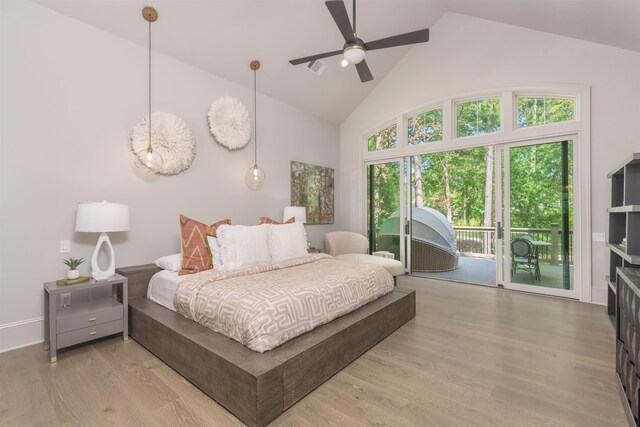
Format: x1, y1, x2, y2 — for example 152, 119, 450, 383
376, 234, 459, 272
511, 237, 536, 283
324, 231, 405, 280
376, 207, 460, 273
520, 235, 541, 280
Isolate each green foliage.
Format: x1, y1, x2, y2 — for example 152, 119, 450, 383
63, 257, 84, 270
367, 162, 400, 233
457, 99, 501, 137
509, 142, 573, 229
417, 147, 491, 226
517, 97, 574, 128
368, 124, 397, 151
408, 109, 443, 145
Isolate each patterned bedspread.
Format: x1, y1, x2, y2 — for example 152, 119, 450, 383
173, 253, 394, 352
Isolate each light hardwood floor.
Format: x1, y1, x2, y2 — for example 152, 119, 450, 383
0, 276, 627, 426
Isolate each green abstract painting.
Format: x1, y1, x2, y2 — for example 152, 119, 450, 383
290, 161, 334, 225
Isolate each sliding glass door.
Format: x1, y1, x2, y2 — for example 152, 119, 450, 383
501, 140, 577, 298
366, 160, 405, 263
365, 139, 578, 299
408, 147, 498, 286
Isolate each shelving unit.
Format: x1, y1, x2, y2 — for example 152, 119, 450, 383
607, 153, 640, 325
616, 267, 640, 426
608, 153, 640, 426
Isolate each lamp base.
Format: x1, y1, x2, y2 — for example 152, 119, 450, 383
90, 232, 116, 281
91, 272, 114, 281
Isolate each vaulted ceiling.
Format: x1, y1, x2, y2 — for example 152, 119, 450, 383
37, 0, 640, 124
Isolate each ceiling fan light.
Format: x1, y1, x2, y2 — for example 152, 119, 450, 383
340, 58, 349, 67
343, 45, 365, 64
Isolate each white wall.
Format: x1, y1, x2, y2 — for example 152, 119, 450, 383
339, 13, 640, 305
0, 2, 340, 351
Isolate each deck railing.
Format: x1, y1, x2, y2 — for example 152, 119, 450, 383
454, 224, 573, 263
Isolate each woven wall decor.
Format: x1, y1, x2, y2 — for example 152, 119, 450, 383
131, 112, 196, 175
207, 96, 251, 150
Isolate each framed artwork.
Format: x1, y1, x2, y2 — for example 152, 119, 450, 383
290, 161, 334, 224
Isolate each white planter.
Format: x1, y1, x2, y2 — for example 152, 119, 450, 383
67, 269, 80, 280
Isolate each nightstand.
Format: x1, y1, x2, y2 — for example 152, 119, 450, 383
43, 274, 128, 363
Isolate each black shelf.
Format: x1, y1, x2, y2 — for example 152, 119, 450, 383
608, 205, 640, 213
607, 243, 640, 264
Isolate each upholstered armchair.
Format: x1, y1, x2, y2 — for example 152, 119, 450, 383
324, 231, 404, 278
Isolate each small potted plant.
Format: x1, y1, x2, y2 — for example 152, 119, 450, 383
63, 257, 84, 280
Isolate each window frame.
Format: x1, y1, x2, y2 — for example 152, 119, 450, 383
358, 84, 591, 304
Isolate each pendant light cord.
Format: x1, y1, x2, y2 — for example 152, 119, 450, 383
254, 68, 257, 167
148, 17, 152, 151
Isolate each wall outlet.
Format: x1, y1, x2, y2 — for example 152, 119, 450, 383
592, 232, 606, 242
60, 240, 71, 253
60, 293, 71, 307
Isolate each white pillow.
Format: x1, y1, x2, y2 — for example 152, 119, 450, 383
207, 235, 225, 270
153, 253, 181, 272
216, 224, 270, 270
267, 222, 308, 262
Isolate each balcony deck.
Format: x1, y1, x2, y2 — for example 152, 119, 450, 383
413, 255, 574, 289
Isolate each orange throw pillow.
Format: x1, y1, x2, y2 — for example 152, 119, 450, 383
259, 216, 295, 225
179, 215, 231, 275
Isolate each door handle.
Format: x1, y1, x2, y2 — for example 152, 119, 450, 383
497, 222, 503, 240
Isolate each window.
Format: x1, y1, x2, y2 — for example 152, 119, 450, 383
517, 97, 575, 128
367, 123, 397, 152
407, 108, 443, 145
456, 98, 501, 138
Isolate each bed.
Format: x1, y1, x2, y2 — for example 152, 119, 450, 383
116, 255, 415, 427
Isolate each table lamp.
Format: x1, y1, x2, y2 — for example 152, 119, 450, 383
75, 201, 130, 280
283, 206, 314, 250
283, 206, 307, 224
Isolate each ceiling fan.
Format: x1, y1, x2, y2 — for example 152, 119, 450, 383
289, 0, 429, 83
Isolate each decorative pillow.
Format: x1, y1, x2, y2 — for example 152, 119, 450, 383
267, 222, 308, 262
259, 216, 295, 225
216, 224, 270, 270
179, 215, 231, 275
153, 253, 181, 272
207, 235, 225, 270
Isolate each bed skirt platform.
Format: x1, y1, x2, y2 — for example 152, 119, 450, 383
118, 265, 416, 427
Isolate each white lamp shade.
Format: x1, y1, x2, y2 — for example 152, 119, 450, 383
75, 201, 130, 233
283, 206, 307, 224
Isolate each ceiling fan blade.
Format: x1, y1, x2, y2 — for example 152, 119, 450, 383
326, 1, 356, 44
364, 28, 429, 51
356, 60, 373, 82
289, 49, 343, 65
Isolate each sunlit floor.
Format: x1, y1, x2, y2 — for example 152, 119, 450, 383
413, 256, 574, 289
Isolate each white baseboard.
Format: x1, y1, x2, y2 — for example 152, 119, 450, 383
0, 317, 44, 353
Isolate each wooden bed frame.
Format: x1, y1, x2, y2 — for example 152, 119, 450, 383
116, 264, 416, 427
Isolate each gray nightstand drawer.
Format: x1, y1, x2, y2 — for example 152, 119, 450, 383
57, 319, 123, 349
57, 303, 123, 333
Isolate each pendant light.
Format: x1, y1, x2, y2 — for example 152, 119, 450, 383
245, 60, 265, 190
136, 6, 163, 172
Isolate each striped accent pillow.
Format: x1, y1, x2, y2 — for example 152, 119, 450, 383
259, 216, 295, 225
179, 215, 231, 276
